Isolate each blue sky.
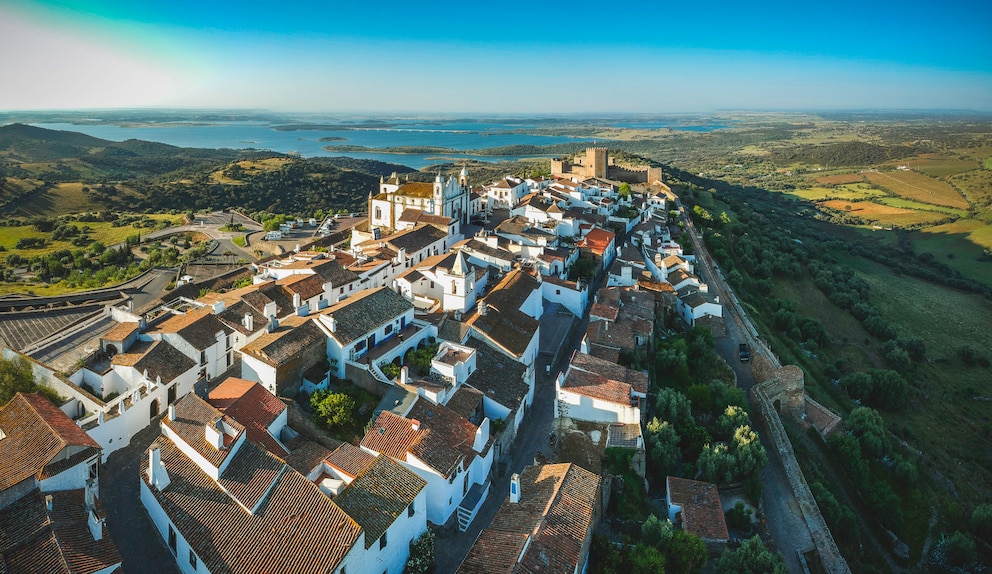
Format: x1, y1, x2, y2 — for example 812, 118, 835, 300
2, 0, 990, 112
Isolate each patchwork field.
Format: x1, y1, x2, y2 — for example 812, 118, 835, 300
819, 200, 950, 227
864, 170, 970, 209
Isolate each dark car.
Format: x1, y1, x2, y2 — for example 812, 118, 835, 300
739, 343, 750, 362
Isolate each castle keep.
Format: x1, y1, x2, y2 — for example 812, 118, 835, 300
552, 147, 663, 184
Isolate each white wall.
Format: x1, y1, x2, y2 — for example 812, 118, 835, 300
542, 281, 587, 318
38, 455, 96, 492
557, 388, 640, 424
141, 479, 210, 574
241, 354, 277, 394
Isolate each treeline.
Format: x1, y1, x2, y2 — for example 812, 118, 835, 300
770, 141, 922, 167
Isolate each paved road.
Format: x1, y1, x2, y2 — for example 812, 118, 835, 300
681, 207, 814, 573
100, 419, 180, 574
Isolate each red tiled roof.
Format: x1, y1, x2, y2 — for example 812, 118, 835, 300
667, 476, 729, 542
325, 443, 377, 479
101, 321, 138, 342
458, 463, 601, 574
334, 455, 426, 549
277, 273, 325, 301
579, 227, 615, 254
570, 350, 648, 395
208, 378, 287, 455
162, 393, 244, 469
560, 368, 633, 406
150, 308, 232, 351
143, 437, 361, 574
0, 393, 100, 490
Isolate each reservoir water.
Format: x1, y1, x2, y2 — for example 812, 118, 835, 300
29, 118, 723, 169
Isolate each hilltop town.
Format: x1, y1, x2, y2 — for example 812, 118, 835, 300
2, 147, 846, 574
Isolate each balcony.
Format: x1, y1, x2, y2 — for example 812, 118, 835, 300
364, 320, 433, 364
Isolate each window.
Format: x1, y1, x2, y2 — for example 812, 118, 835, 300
199, 350, 206, 366
379, 532, 387, 550
408, 503, 415, 518
374, 207, 381, 220
168, 525, 176, 554
189, 549, 197, 569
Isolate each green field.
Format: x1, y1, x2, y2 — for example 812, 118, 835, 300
875, 197, 969, 218
888, 156, 979, 179
788, 184, 885, 202
820, 200, 950, 227
0, 215, 178, 256
984, 158, 992, 169
850, 257, 992, 508
864, 170, 970, 210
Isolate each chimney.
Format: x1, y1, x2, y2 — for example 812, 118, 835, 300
168, 404, 175, 421
263, 301, 277, 320
293, 292, 302, 309
268, 315, 278, 333
400, 366, 409, 386
411, 419, 420, 431
477, 300, 487, 316
510, 473, 521, 503
212, 300, 225, 314
453, 310, 462, 321
88, 507, 104, 541
205, 420, 225, 450
295, 243, 301, 253
327, 315, 336, 333
45, 494, 53, 512
714, 295, 720, 304
148, 447, 170, 491
244, 313, 254, 331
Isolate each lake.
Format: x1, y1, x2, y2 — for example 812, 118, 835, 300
30, 118, 723, 169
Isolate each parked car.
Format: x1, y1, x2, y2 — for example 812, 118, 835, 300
739, 343, 750, 362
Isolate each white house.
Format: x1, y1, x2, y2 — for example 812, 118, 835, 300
541, 275, 588, 318
466, 269, 542, 372
555, 351, 648, 425
677, 289, 723, 328
451, 235, 517, 272
315, 287, 433, 381
145, 308, 235, 382
392, 250, 482, 314
484, 176, 529, 210
362, 397, 494, 531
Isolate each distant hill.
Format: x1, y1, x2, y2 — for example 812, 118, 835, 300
0, 124, 388, 217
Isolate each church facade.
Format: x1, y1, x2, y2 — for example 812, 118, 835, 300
369, 169, 471, 232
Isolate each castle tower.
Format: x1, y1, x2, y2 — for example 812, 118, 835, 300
587, 147, 608, 179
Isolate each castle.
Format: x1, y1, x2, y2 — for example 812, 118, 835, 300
552, 147, 663, 184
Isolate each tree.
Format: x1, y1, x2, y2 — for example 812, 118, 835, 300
847, 406, 888, 458
310, 390, 356, 434
405, 529, 435, 574
667, 530, 706, 574
630, 544, 666, 574
641, 513, 675, 551
698, 442, 734, 484
0, 356, 35, 405
714, 535, 787, 574
971, 503, 992, 544
655, 388, 692, 426
940, 531, 976, 569
618, 182, 632, 197
646, 419, 680, 478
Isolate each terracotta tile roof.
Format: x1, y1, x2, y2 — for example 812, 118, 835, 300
667, 476, 729, 542
240, 316, 325, 368
305, 258, 360, 286
101, 321, 138, 342
333, 455, 426, 549
150, 308, 232, 351
395, 181, 435, 198
579, 227, 615, 255
452, 238, 515, 263
282, 441, 329, 477
0, 393, 100, 490
445, 385, 485, 421
208, 378, 287, 455
384, 224, 448, 253
667, 268, 697, 286
324, 443, 377, 479
320, 287, 412, 345
110, 340, 197, 384
0, 489, 121, 574
495, 216, 556, 241
587, 345, 620, 363
485, 268, 540, 313
662, 254, 686, 268
216, 300, 267, 335
142, 437, 361, 574
363, 398, 483, 478
560, 368, 633, 406
464, 338, 528, 412
458, 463, 601, 574
162, 393, 245, 469
216, 439, 284, 511
590, 303, 618, 322
570, 351, 648, 395
277, 273, 325, 301
468, 306, 539, 359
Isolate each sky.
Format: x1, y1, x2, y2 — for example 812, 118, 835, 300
1, 0, 991, 113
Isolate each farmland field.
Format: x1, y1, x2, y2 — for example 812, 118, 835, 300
874, 197, 969, 218
912, 220, 992, 285
814, 173, 864, 185
789, 184, 884, 202
864, 170, 970, 209
888, 155, 979, 178
949, 169, 992, 213
819, 200, 950, 227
